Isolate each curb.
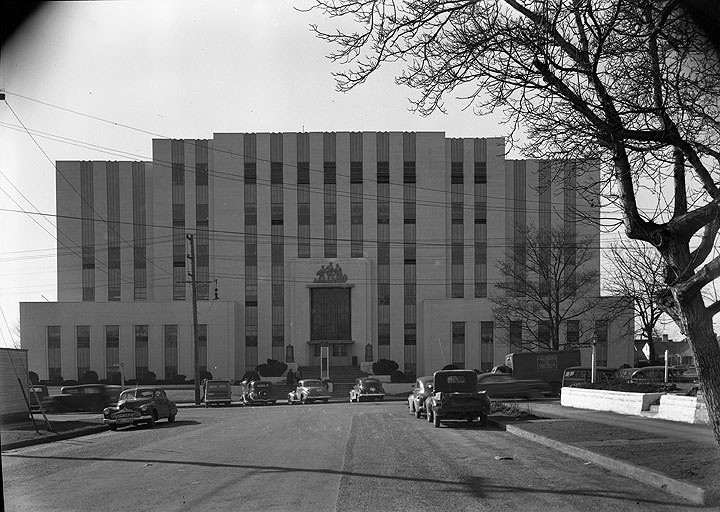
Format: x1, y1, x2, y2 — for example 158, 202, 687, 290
1, 424, 108, 452
489, 419, 706, 505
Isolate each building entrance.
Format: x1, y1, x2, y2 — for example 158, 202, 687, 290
309, 287, 352, 366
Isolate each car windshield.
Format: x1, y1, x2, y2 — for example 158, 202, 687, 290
120, 389, 154, 400
207, 383, 228, 390
303, 380, 323, 387
362, 380, 380, 387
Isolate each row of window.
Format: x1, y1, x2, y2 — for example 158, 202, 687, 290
46, 324, 207, 381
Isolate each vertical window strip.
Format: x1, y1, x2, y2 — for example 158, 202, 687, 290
164, 325, 178, 379
106, 162, 121, 301
564, 163, 577, 292
480, 321, 494, 372
452, 321, 466, 367
324, 132, 337, 258
80, 162, 95, 301
48, 326, 62, 380
196, 139, 210, 300
76, 325, 91, 378
451, 142, 464, 298
271, 135, 285, 355
474, 144, 487, 297
105, 325, 119, 379
513, 161, 527, 295
539, 161, 552, 296
404, 152, 416, 356
132, 162, 147, 300
351, 162, 363, 257
135, 325, 149, 380
171, 140, 186, 300
244, 134, 258, 351
198, 324, 208, 373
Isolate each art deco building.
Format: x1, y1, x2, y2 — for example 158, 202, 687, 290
20, 132, 633, 382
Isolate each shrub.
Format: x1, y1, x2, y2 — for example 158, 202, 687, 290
62, 379, 78, 386
256, 359, 288, 377
80, 370, 99, 383
199, 370, 214, 381
572, 381, 673, 393
137, 371, 157, 385
390, 369, 405, 382
50, 375, 64, 385
28, 371, 39, 385
166, 374, 186, 384
372, 359, 399, 375
242, 370, 261, 382
442, 364, 459, 370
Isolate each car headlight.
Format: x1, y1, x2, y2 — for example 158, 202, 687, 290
140, 404, 150, 413
103, 407, 111, 415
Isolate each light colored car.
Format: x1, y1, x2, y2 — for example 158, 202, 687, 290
103, 387, 177, 430
242, 380, 277, 405
287, 379, 331, 404
349, 377, 385, 402
407, 376, 433, 418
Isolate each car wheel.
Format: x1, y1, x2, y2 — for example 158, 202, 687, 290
300, 394, 307, 405
109, 424, 117, 431
323, 399, 329, 404
479, 414, 488, 427
427, 408, 434, 423
168, 412, 176, 423
433, 413, 441, 428
148, 411, 157, 428
409, 401, 415, 413
415, 407, 422, 419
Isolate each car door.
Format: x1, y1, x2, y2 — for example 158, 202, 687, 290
154, 389, 169, 418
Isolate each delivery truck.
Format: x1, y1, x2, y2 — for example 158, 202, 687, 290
503, 350, 582, 395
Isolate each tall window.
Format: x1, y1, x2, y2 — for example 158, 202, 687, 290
196, 139, 210, 299
135, 325, 149, 380
132, 162, 147, 300
566, 320, 580, 348
297, 133, 310, 258
474, 139, 488, 298
106, 161, 121, 301
80, 162, 95, 301
271, 134, 285, 362
76, 325, 90, 378
538, 321, 551, 350
350, 132, 364, 258
105, 325, 119, 380
47, 326, 62, 381
480, 322, 494, 372
594, 320, 608, 366
450, 139, 464, 298
564, 162, 578, 292
164, 325, 178, 379
509, 321, 523, 351
452, 321, 466, 368
324, 132, 337, 258
377, 133, 391, 360
199, 324, 208, 374
172, 139, 186, 300
403, 132, 417, 376
512, 161, 527, 295
244, 134, 258, 370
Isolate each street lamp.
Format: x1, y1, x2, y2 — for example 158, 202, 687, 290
591, 336, 597, 384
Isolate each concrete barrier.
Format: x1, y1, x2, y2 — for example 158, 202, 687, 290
656, 394, 709, 424
561, 387, 663, 415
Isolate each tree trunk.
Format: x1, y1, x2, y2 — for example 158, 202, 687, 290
644, 326, 657, 363
679, 294, 720, 452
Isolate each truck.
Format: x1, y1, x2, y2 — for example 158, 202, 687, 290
503, 350, 582, 395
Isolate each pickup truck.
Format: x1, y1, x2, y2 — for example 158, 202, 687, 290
426, 370, 492, 428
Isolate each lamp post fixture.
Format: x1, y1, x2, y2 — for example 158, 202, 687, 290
591, 336, 597, 384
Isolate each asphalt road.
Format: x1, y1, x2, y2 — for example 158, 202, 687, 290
2, 401, 704, 511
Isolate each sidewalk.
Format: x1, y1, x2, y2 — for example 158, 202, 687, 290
489, 402, 718, 506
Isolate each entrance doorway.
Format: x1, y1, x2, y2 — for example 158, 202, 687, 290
309, 287, 352, 366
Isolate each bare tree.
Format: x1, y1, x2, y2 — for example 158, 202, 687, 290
491, 226, 600, 351
604, 238, 666, 362
309, 0, 720, 448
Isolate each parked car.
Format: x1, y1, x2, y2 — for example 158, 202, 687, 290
103, 387, 177, 430
287, 379, 331, 405
476, 372, 551, 399
407, 376, 434, 418
674, 366, 700, 383
561, 366, 616, 387
242, 380, 277, 405
201, 379, 233, 407
426, 369, 491, 428
42, 384, 122, 413
349, 377, 385, 402
27, 384, 49, 412
616, 366, 678, 385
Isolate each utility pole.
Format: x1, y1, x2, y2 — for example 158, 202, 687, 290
187, 234, 201, 405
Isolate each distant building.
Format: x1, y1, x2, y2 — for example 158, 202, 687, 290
635, 334, 695, 366
20, 132, 633, 382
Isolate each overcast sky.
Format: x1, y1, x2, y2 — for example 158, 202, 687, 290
0, 0, 689, 348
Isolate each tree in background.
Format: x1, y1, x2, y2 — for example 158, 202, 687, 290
310, 0, 720, 448
491, 226, 600, 351
604, 238, 667, 363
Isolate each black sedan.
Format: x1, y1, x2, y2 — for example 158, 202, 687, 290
476, 372, 551, 399
103, 387, 177, 430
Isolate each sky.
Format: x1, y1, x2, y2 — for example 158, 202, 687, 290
0, 0, 694, 349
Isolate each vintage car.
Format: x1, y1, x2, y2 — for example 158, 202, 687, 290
42, 384, 122, 413
426, 370, 491, 428
407, 376, 434, 418
242, 380, 277, 405
476, 372, 552, 399
561, 366, 617, 388
349, 377, 386, 402
201, 379, 233, 407
287, 379, 331, 404
103, 387, 177, 430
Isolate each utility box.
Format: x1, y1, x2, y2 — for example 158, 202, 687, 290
504, 350, 582, 394
0, 348, 30, 423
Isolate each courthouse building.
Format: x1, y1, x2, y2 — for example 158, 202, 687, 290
20, 131, 633, 382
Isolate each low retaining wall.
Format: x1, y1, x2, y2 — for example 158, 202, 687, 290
656, 394, 709, 424
561, 387, 663, 415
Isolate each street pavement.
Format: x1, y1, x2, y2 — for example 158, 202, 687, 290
2, 398, 718, 509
